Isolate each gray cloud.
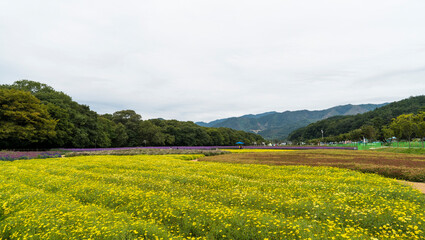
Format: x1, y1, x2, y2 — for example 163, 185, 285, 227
1, 0, 425, 121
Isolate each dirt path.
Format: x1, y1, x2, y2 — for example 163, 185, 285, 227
401, 181, 425, 194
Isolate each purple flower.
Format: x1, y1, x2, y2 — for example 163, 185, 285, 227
59, 145, 355, 152
0, 151, 62, 161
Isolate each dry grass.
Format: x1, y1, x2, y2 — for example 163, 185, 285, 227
202, 150, 425, 182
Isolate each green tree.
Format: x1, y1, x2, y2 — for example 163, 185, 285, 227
360, 125, 376, 141
288, 95, 425, 142
207, 128, 225, 146
413, 112, 425, 148
111, 110, 143, 146
4, 80, 106, 148
348, 129, 363, 142
382, 126, 395, 145
0, 89, 57, 148
100, 114, 128, 147
2, 80, 268, 148
139, 121, 165, 146
389, 114, 416, 148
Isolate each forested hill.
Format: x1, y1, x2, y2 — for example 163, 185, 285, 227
196, 103, 386, 140
0, 80, 265, 149
287, 95, 425, 142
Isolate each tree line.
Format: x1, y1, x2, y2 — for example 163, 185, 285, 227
296, 111, 425, 147
287, 95, 425, 143
383, 112, 425, 147
0, 80, 265, 149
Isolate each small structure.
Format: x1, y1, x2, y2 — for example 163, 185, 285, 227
235, 142, 244, 149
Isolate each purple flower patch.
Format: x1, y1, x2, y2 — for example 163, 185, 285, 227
59, 145, 356, 152
0, 151, 62, 161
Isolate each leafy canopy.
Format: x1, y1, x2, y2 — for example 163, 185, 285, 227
0, 88, 57, 148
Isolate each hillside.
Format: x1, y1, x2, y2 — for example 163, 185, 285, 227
0, 80, 265, 149
197, 104, 386, 140
288, 95, 425, 142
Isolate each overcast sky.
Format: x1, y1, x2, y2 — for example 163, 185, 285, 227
1, 0, 425, 122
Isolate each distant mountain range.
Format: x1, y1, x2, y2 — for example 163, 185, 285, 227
196, 103, 387, 140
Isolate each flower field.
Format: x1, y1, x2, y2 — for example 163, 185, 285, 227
224, 149, 296, 153
0, 151, 62, 161
59, 146, 356, 152
63, 148, 228, 157
206, 149, 425, 182
1, 154, 425, 239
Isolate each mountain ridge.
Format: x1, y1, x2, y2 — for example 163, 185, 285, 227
196, 103, 387, 140
287, 95, 425, 142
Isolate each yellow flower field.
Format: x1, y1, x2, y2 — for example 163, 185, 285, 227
1, 154, 425, 239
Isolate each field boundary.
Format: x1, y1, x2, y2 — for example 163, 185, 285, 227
401, 181, 425, 194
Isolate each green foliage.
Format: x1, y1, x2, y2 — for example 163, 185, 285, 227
3, 80, 101, 147
389, 114, 416, 142
384, 112, 425, 148
2, 155, 425, 239
1, 80, 266, 148
65, 148, 228, 157
0, 88, 57, 148
360, 125, 376, 140
147, 119, 264, 146
111, 110, 143, 146
373, 147, 425, 155
289, 96, 425, 142
200, 104, 385, 140
305, 111, 425, 148
414, 112, 425, 148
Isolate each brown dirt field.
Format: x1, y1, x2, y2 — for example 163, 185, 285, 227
203, 150, 425, 167
201, 150, 425, 182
